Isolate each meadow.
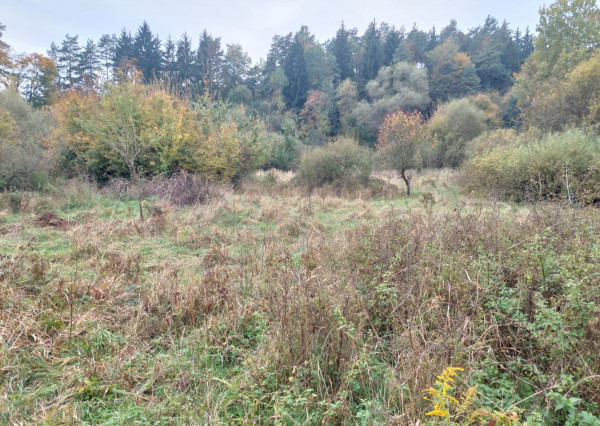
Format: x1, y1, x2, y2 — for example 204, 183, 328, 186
1, 170, 599, 425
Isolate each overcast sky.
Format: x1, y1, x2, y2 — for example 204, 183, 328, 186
3, 0, 546, 63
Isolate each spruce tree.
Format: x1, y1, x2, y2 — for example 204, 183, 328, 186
176, 33, 194, 87
283, 34, 309, 110
330, 22, 355, 82
196, 30, 224, 95
113, 29, 134, 69
133, 21, 162, 82
162, 35, 177, 82
359, 20, 382, 86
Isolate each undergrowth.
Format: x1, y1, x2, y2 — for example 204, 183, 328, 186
0, 171, 599, 424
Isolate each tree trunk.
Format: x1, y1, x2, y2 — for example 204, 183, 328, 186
401, 169, 411, 197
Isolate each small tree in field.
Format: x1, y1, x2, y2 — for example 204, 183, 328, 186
98, 83, 148, 219
376, 110, 428, 196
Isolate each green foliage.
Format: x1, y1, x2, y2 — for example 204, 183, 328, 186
283, 34, 309, 110
353, 62, 430, 142
462, 128, 600, 202
532, 0, 600, 80
428, 97, 491, 167
53, 84, 266, 184
428, 40, 480, 102
297, 137, 371, 189
564, 52, 600, 129
262, 118, 300, 170
376, 110, 430, 196
465, 128, 517, 160
514, 0, 600, 129
15, 53, 58, 108
299, 90, 331, 145
0, 89, 53, 191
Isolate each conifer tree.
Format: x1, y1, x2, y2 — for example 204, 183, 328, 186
176, 33, 194, 88
113, 29, 134, 69
283, 34, 309, 109
329, 22, 355, 82
359, 20, 382, 88
133, 21, 162, 82
77, 39, 100, 88
196, 30, 224, 95
57, 34, 81, 90
98, 34, 116, 82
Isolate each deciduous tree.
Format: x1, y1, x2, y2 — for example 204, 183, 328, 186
376, 110, 429, 196
15, 53, 58, 107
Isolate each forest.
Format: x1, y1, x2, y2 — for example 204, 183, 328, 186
1, 0, 600, 424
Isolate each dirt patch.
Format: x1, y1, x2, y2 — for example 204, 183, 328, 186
35, 212, 70, 231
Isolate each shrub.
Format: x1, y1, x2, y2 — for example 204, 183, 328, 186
465, 128, 518, 160
51, 85, 267, 185
428, 98, 490, 168
461, 128, 600, 202
262, 119, 300, 171
146, 171, 223, 207
0, 90, 53, 191
296, 137, 371, 190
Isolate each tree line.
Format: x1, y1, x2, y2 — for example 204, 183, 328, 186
1, 0, 599, 200
2, 17, 533, 120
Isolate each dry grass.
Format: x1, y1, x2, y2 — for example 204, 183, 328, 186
1, 171, 599, 424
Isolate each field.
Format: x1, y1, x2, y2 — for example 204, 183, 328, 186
1, 170, 599, 425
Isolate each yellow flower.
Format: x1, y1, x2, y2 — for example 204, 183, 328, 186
426, 409, 449, 417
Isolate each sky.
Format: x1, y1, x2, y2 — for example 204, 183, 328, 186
3, 0, 546, 63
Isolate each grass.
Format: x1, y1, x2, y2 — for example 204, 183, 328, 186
1, 171, 600, 424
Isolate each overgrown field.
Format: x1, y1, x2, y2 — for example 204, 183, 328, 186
1, 171, 600, 425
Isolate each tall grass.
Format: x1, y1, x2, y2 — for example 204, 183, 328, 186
0, 173, 599, 424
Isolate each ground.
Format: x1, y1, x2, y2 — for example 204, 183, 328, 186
1, 170, 599, 425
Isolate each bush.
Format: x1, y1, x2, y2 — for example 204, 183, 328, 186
461, 128, 600, 202
296, 138, 372, 190
465, 128, 518, 160
146, 171, 223, 207
0, 90, 54, 191
427, 98, 490, 168
262, 119, 300, 171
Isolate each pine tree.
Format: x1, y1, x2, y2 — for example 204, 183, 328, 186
97, 34, 116, 82
382, 25, 402, 66
359, 20, 382, 87
329, 22, 355, 82
283, 34, 309, 110
439, 20, 459, 44
162, 35, 177, 82
47, 42, 61, 88
196, 30, 224, 96
518, 27, 534, 64
57, 34, 81, 90
406, 25, 429, 64
469, 17, 513, 93
133, 21, 162, 82
176, 32, 194, 88
113, 29, 134, 70
76, 39, 99, 88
